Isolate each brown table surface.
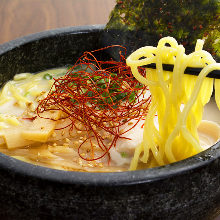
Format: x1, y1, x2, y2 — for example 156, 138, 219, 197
0, 0, 115, 44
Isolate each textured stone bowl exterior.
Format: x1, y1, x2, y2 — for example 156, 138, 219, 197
0, 26, 219, 220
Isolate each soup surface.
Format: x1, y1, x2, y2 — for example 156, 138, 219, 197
0, 67, 219, 172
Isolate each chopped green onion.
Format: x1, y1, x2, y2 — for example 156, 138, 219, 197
128, 92, 136, 102
24, 92, 30, 97
43, 73, 52, 80
120, 152, 128, 158
87, 91, 94, 97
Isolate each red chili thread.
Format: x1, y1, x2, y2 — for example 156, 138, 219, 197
22, 116, 37, 121
37, 45, 151, 162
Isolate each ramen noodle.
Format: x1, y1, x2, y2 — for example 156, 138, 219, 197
127, 37, 220, 170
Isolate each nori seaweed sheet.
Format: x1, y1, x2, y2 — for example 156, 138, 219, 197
104, 0, 220, 61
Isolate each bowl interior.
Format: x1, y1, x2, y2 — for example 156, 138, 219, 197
0, 25, 219, 186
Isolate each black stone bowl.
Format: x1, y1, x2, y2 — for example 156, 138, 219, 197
0, 25, 219, 220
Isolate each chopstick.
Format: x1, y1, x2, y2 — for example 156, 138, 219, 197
144, 63, 220, 79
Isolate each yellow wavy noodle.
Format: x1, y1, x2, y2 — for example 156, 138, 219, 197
183, 75, 197, 101
215, 79, 220, 110
201, 77, 213, 105
127, 37, 220, 170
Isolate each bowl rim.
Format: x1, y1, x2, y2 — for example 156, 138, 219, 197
0, 25, 219, 186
